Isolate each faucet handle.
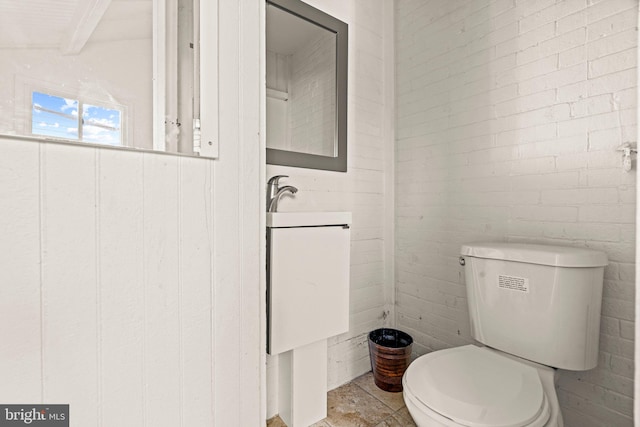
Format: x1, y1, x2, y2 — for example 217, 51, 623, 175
267, 175, 288, 186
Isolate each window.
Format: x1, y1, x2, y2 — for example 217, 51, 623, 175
31, 91, 122, 146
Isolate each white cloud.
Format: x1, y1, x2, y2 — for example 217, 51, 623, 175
83, 125, 103, 136
61, 98, 77, 112
82, 121, 120, 145
83, 105, 95, 117
38, 122, 47, 128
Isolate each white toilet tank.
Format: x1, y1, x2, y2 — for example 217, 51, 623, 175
460, 242, 608, 371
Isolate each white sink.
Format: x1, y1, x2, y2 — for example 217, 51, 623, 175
266, 211, 352, 228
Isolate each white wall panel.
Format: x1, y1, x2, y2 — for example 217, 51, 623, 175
179, 157, 214, 427
142, 155, 181, 427
0, 139, 41, 402
0, 135, 257, 427
41, 143, 98, 425
98, 149, 145, 427
239, 0, 263, 423
213, 0, 242, 424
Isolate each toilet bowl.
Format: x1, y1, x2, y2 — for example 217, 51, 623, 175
403, 345, 560, 427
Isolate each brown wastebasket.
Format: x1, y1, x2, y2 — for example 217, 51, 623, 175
368, 328, 413, 392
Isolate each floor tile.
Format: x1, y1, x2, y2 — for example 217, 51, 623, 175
391, 407, 417, 427
269, 415, 332, 427
374, 415, 405, 427
373, 407, 417, 427
352, 372, 406, 411
267, 415, 287, 427
267, 373, 416, 427
309, 420, 332, 427
324, 382, 396, 427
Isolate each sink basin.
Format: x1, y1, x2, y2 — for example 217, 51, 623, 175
267, 211, 352, 228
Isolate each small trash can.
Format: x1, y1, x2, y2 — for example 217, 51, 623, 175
368, 328, 413, 392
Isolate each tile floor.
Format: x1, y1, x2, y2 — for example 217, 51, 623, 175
266, 372, 417, 427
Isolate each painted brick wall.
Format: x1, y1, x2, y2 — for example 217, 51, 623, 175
266, 0, 395, 417
266, 30, 336, 156
394, 1, 636, 426
290, 30, 337, 156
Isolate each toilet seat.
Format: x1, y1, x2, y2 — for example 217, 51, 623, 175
403, 345, 551, 427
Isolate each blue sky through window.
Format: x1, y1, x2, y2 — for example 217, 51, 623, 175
32, 92, 78, 140
32, 91, 122, 146
82, 103, 121, 146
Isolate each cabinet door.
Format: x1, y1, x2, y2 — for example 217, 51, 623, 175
268, 225, 350, 354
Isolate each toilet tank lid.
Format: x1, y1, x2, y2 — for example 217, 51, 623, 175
461, 242, 608, 267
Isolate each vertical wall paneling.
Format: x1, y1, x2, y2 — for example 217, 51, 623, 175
239, 0, 263, 425
0, 138, 41, 402
214, 0, 241, 424
259, 0, 269, 420
0, 0, 262, 423
41, 143, 98, 425
179, 157, 214, 426
201, 0, 264, 424
635, 6, 640, 423
98, 149, 145, 427
0, 136, 224, 424
142, 154, 181, 427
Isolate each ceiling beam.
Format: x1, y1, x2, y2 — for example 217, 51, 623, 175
60, 0, 113, 55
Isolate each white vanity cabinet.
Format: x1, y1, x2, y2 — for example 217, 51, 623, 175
266, 211, 351, 427
267, 212, 351, 355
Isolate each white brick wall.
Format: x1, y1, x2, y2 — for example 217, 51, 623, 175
395, 1, 637, 426
266, 30, 337, 156
289, 31, 337, 156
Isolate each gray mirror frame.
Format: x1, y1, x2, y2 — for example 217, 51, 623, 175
266, 0, 348, 172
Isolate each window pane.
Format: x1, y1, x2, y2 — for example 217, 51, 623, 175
31, 92, 78, 140
82, 104, 122, 146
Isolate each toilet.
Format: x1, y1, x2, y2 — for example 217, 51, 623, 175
402, 242, 608, 427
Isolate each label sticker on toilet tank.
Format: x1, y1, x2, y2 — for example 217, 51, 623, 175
498, 275, 529, 293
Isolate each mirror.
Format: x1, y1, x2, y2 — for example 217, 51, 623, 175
0, 0, 216, 158
266, 0, 348, 172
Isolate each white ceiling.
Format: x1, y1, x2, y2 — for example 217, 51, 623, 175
0, 0, 152, 50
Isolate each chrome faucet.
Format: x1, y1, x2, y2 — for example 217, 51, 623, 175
268, 185, 298, 212
267, 175, 298, 212
267, 175, 287, 209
